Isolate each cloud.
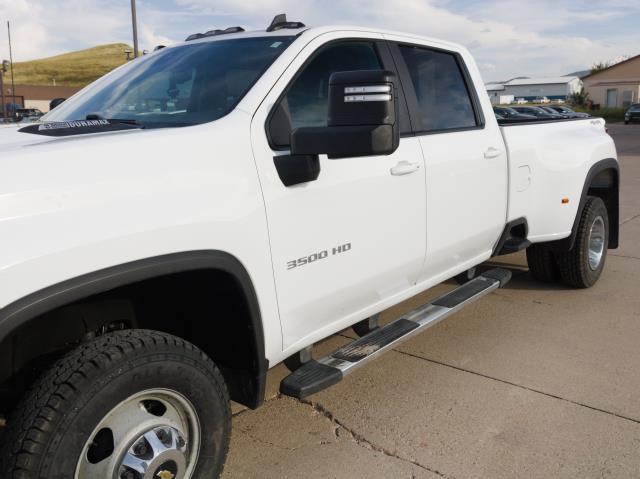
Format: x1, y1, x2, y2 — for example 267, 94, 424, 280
0, 0, 130, 60
139, 23, 174, 51
0, 0, 638, 81
176, 0, 639, 79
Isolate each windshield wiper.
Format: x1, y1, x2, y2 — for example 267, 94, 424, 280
86, 114, 145, 128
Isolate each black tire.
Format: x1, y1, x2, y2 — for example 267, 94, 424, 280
0, 329, 231, 479
556, 196, 609, 288
526, 243, 560, 283
454, 267, 477, 285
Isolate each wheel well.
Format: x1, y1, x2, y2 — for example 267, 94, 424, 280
586, 167, 619, 248
552, 160, 619, 252
0, 267, 265, 412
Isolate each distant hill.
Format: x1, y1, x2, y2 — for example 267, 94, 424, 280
566, 69, 591, 79
8, 43, 131, 88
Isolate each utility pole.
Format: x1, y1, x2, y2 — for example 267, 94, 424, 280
131, 0, 139, 58
7, 22, 16, 113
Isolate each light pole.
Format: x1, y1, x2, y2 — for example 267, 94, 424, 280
131, 0, 139, 58
7, 22, 16, 112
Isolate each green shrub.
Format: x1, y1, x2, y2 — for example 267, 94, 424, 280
572, 106, 627, 123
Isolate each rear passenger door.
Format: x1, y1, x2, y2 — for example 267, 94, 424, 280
388, 40, 508, 282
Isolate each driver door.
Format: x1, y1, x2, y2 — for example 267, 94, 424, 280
250, 33, 427, 350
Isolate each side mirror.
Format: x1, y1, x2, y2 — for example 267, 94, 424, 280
290, 70, 399, 159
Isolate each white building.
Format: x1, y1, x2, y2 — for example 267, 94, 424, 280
486, 76, 583, 103
485, 84, 514, 105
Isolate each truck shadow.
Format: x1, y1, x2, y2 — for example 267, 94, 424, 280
475, 262, 575, 291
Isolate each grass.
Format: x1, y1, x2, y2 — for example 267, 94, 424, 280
7, 44, 131, 87
572, 106, 627, 123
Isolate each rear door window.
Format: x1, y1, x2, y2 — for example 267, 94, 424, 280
398, 45, 479, 133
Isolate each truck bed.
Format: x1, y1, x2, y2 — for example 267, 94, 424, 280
498, 117, 612, 244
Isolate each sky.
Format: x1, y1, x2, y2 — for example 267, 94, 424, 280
0, 0, 639, 82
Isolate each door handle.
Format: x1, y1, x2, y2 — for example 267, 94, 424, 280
390, 160, 421, 176
484, 147, 502, 159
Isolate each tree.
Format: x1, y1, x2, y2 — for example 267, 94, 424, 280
591, 61, 611, 74
569, 87, 589, 106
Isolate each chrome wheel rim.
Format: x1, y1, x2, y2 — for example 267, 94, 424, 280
75, 389, 200, 479
588, 216, 605, 271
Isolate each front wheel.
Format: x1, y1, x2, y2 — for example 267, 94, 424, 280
556, 196, 609, 288
1, 330, 231, 479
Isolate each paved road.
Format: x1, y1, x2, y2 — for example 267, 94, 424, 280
224, 124, 640, 478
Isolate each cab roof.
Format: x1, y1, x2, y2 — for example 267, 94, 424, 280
175, 14, 464, 53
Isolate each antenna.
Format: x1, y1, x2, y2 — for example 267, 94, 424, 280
268, 14, 287, 30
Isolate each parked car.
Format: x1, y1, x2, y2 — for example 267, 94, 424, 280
493, 106, 536, 120
533, 96, 551, 104
540, 106, 572, 118
16, 115, 43, 124
515, 98, 527, 104
548, 105, 590, 119
0, 16, 619, 478
0, 116, 20, 125
511, 106, 563, 119
624, 103, 640, 124
16, 108, 44, 118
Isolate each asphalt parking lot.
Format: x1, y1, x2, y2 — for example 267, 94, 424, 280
224, 123, 640, 479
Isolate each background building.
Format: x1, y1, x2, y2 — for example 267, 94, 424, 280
486, 84, 514, 105
486, 76, 582, 103
583, 55, 640, 108
2, 84, 81, 113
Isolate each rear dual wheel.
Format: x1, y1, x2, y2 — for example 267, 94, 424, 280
556, 196, 608, 288
526, 244, 559, 283
527, 196, 608, 288
1, 330, 231, 479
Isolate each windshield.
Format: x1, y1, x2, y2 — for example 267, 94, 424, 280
44, 36, 294, 128
630, 105, 640, 111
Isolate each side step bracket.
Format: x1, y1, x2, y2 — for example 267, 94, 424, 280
280, 268, 511, 399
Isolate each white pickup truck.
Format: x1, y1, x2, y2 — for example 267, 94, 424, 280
0, 15, 619, 479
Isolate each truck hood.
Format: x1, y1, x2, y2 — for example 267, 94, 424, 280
0, 122, 144, 155
0, 109, 263, 314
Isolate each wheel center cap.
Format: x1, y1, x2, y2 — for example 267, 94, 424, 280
119, 426, 187, 479
155, 467, 177, 479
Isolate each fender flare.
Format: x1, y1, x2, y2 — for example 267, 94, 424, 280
560, 158, 619, 251
0, 250, 268, 406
